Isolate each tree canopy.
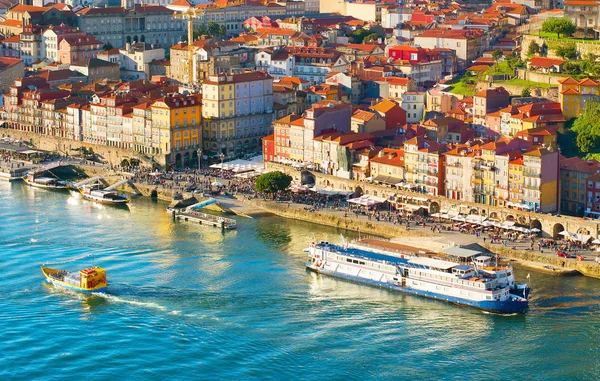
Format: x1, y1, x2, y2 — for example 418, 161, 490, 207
352, 29, 383, 44
492, 49, 504, 61
555, 43, 577, 60
542, 18, 575, 38
527, 41, 540, 57
255, 171, 292, 194
571, 102, 600, 154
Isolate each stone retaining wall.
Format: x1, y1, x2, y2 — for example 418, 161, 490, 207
483, 244, 600, 279
241, 197, 429, 239
1, 129, 138, 167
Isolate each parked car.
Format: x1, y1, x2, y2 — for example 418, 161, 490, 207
557, 252, 575, 259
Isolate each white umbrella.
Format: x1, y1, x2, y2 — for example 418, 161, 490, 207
558, 231, 572, 237
531, 228, 541, 232
592, 239, 600, 245
211, 181, 224, 187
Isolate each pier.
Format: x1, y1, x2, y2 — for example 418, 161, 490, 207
172, 208, 236, 230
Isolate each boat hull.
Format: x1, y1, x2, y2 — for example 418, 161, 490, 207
307, 264, 528, 314
45, 277, 107, 293
42, 266, 108, 293
80, 194, 129, 205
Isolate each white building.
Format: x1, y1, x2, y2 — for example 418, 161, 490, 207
256, 46, 349, 85
97, 42, 165, 80
401, 91, 425, 123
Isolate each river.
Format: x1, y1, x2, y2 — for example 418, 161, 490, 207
1, 182, 599, 380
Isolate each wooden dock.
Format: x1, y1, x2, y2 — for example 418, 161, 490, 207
173, 209, 236, 230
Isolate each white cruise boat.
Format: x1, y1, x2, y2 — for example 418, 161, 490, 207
305, 241, 528, 314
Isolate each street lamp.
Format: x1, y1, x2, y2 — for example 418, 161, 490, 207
197, 148, 202, 170
220, 152, 225, 177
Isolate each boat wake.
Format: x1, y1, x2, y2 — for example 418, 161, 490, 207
30, 238, 38, 243
92, 292, 168, 312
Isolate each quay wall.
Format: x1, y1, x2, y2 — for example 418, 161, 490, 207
266, 163, 600, 240
483, 244, 600, 279
240, 197, 429, 239
0, 129, 141, 167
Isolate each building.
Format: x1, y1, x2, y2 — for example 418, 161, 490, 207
473, 87, 510, 127
558, 77, 600, 119
255, 46, 350, 84
368, 98, 406, 130
262, 133, 275, 163
201, 71, 274, 158
560, 156, 600, 216
98, 42, 165, 80
586, 172, 600, 218
401, 91, 426, 123
564, 0, 600, 31
413, 28, 485, 71
522, 147, 559, 213
76, 5, 183, 49
57, 35, 104, 64
350, 109, 385, 134
0, 57, 24, 94
150, 93, 202, 167
370, 148, 405, 186
41, 24, 86, 62
70, 58, 120, 82
527, 56, 566, 73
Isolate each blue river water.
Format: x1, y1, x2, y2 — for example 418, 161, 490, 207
1, 182, 599, 380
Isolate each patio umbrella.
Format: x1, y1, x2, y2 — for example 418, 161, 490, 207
530, 228, 541, 232
592, 239, 600, 245
558, 231, 572, 237
211, 181, 224, 187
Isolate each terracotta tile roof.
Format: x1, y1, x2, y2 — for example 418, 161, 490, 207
369, 99, 398, 113
558, 77, 580, 85
0, 19, 23, 27
527, 56, 566, 68
352, 109, 376, 122
275, 114, 303, 124
560, 156, 599, 172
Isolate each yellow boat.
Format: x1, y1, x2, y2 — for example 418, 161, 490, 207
41, 265, 108, 293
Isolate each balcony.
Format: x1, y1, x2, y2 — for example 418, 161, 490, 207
524, 184, 540, 190
446, 161, 462, 168
524, 172, 541, 178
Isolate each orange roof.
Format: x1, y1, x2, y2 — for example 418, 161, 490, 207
352, 109, 376, 122
527, 56, 565, 68
578, 78, 598, 86
369, 99, 398, 113
0, 19, 23, 27
558, 77, 580, 85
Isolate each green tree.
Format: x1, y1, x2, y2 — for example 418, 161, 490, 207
255, 171, 292, 195
103, 42, 114, 51
521, 87, 531, 97
571, 102, 600, 154
363, 33, 381, 43
527, 41, 540, 57
576, 131, 599, 153
555, 43, 577, 60
492, 49, 504, 62
542, 18, 576, 38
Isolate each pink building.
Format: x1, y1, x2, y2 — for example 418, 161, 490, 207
58, 35, 103, 64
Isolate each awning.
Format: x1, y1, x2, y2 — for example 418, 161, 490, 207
348, 195, 387, 206
310, 187, 354, 196
373, 175, 402, 185
442, 247, 482, 258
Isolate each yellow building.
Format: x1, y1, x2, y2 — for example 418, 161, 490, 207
201, 72, 274, 157
558, 77, 600, 119
508, 157, 524, 204
150, 93, 202, 168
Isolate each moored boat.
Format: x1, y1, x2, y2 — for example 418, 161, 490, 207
305, 241, 529, 314
79, 187, 130, 205
23, 174, 70, 190
41, 265, 108, 292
